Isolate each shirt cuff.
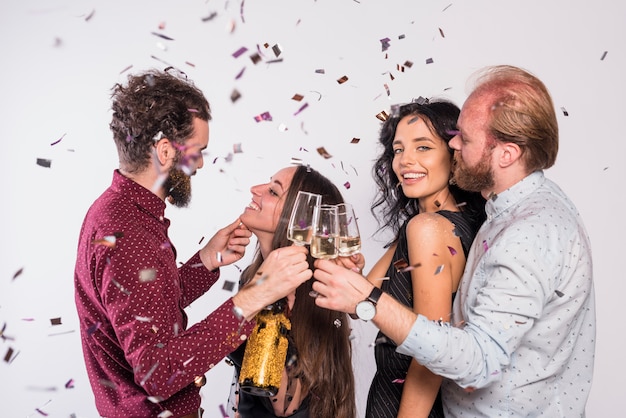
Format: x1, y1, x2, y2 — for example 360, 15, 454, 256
396, 314, 440, 363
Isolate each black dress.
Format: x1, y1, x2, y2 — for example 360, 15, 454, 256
365, 210, 481, 418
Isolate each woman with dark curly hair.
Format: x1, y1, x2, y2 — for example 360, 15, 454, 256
365, 99, 485, 418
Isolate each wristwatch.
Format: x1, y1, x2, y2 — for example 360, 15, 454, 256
355, 286, 383, 321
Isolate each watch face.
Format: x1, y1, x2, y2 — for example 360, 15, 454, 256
356, 300, 376, 321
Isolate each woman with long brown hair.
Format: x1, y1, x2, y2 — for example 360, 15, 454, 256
227, 164, 356, 418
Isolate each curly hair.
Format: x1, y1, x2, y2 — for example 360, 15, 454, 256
109, 68, 211, 173
371, 99, 486, 245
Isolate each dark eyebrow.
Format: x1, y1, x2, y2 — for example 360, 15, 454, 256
392, 136, 436, 146
270, 177, 286, 193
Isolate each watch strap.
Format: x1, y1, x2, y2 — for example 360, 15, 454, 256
366, 286, 383, 305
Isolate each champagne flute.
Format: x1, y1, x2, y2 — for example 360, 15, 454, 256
287, 191, 321, 246
310, 204, 339, 259
336, 202, 361, 256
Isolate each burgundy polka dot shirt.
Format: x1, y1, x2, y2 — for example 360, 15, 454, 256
74, 170, 253, 417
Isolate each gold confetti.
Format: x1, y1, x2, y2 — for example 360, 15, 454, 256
316, 147, 333, 159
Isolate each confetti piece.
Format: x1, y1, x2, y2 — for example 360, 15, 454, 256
219, 404, 229, 417
600, 51, 608, 60
380, 37, 391, 52
448, 246, 457, 256
201, 12, 218, 22
555, 290, 565, 297
393, 259, 409, 271
482, 240, 489, 252
293, 102, 309, 116
230, 89, 242, 102
84, 9, 95, 21
216, 252, 223, 263
350, 138, 360, 144
36, 158, 52, 168
222, 280, 236, 292
434, 265, 444, 275
344, 181, 351, 189
4, 347, 14, 362
439, 28, 445, 37
232, 46, 248, 58
561, 107, 569, 116
384, 83, 391, 96
315, 69, 325, 74
404, 60, 413, 68
254, 111, 273, 122
151, 32, 174, 41
87, 322, 101, 336
337, 75, 349, 84
120, 64, 133, 74
271, 43, 282, 57
249, 53, 262, 64
157, 411, 174, 418
426, 58, 434, 64
140, 362, 160, 386
333, 318, 342, 328
135, 316, 152, 322
50, 133, 66, 146
235, 67, 246, 80
50, 317, 62, 326
316, 147, 332, 159
400, 263, 421, 273
148, 396, 165, 403
99, 379, 117, 389
160, 241, 171, 250
12, 267, 24, 281
392, 378, 405, 384
92, 235, 118, 248
65, 379, 75, 389
292, 94, 304, 101
278, 123, 288, 132
375, 110, 389, 121
111, 279, 131, 295
139, 269, 157, 282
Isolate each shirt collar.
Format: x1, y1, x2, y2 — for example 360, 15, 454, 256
110, 169, 167, 223
485, 171, 545, 218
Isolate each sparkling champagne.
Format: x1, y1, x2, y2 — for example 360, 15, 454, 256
311, 234, 338, 259
288, 227, 312, 245
338, 235, 361, 256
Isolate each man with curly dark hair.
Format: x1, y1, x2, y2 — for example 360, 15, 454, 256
74, 68, 313, 418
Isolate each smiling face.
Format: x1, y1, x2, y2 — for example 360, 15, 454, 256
391, 115, 453, 210
240, 166, 297, 242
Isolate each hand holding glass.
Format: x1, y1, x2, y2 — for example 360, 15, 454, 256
287, 191, 321, 246
336, 203, 361, 256
310, 204, 339, 259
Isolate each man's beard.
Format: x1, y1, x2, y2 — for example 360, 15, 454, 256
163, 164, 192, 207
451, 148, 495, 193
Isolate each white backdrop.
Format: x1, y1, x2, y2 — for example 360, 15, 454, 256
1, 0, 623, 417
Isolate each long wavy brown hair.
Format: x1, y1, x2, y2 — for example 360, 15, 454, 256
240, 165, 356, 418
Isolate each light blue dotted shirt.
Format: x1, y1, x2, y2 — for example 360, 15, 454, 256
397, 171, 596, 417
